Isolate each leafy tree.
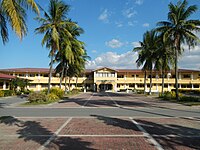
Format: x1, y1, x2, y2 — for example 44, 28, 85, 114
0, 0, 39, 44
154, 34, 174, 95
156, 0, 200, 100
35, 0, 73, 94
133, 30, 158, 95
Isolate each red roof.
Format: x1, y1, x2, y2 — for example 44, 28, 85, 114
0, 73, 16, 80
0, 68, 51, 73
0, 67, 199, 74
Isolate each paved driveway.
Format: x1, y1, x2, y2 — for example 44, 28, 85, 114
0, 92, 200, 150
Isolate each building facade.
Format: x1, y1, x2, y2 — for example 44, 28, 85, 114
0, 67, 200, 92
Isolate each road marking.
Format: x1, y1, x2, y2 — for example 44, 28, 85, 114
106, 92, 121, 107
58, 134, 145, 137
82, 93, 93, 107
38, 117, 72, 150
130, 117, 164, 150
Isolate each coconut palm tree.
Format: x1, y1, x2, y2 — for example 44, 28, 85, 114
156, 0, 200, 100
0, 0, 39, 44
154, 34, 174, 95
133, 30, 158, 95
35, 0, 73, 94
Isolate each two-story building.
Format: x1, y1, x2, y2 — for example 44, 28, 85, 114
0, 67, 200, 92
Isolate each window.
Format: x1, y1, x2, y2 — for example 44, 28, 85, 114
41, 84, 48, 88
194, 84, 199, 88
137, 84, 144, 88
183, 74, 190, 78
29, 84, 36, 88
19, 74, 25, 77
117, 84, 120, 88
181, 84, 187, 88
117, 75, 124, 78
30, 74, 35, 77
129, 84, 134, 87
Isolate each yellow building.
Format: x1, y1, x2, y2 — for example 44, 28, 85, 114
0, 67, 200, 92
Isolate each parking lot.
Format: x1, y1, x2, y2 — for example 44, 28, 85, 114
0, 92, 200, 150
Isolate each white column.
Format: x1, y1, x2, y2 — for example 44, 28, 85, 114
191, 73, 193, 80
115, 72, 117, 78
93, 83, 96, 91
114, 84, 117, 92
179, 84, 181, 88
179, 73, 181, 80
135, 83, 137, 89
124, 75, 126, 80
168, 84, 170, 91
192, 84, 194, 89
3, 81, 6, 90
156, 84, 158, 91
134, 74, 136, 80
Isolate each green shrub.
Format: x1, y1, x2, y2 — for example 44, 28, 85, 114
136, 89, 144, 94
41, 89, 48, 94
180, 96, 199, 102
47, 93, 59, 102
50, 87, 64, 98
27, 92, 48, 103
71, 89, 80, 95
2, 90, 15, 96
41, 88, 64, 98
23, 90, 33, 95
0, 91, 4, 97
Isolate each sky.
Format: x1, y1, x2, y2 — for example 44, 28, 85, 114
0, 0, 200, 70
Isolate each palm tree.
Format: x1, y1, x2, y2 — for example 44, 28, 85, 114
54, 24, 86, 90
35, 0, 73, 94
0, 0, 39, 44
156, 0, 200, 100
133, 30, 158, 95
154, 34, 174, 96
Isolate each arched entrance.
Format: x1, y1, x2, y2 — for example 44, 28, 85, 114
99, 84, 113, 91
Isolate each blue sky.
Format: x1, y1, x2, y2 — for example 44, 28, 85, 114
0, 0, 200, 69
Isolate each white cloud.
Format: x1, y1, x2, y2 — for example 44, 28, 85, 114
135, 0, 144, 5
86, 51, 138, 69
122, 7, 137, 18
115, 22, 123, 27
131, 42, 140, 48
98, 9, 110, 23
142, 23, 150, 27
92, 50, 97, 53
105, 39, 123, 48
179, 44, 200, 70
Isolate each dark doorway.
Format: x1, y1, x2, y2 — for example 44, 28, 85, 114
99, 84, 112, 91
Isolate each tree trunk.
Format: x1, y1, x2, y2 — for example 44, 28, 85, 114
59, 66, 64, 89
144, 70, 147, 94
47, 54, 54, 94
161, 69, 165, 96
175, 47, 179, 100
68, 78, 71, 91
149, 69, 152, 95
64, 76, 67, 93
76, 76, 78, 89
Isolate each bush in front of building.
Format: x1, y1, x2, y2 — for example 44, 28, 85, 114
47, 93, 59, 102
160, 91, 183, 100
42, 87, 64, 99
2, 90, 15, 97
50, 87, 64, 99
180, 96, 200, 102
28, 92, 48, 103
0, 90, 4, 97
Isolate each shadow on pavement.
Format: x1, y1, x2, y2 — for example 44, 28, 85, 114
135, 119, 200, 150
0, 116, 92, 150
91, 115, 140, 132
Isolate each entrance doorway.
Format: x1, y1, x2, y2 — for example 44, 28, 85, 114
99, 84, 112, 91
